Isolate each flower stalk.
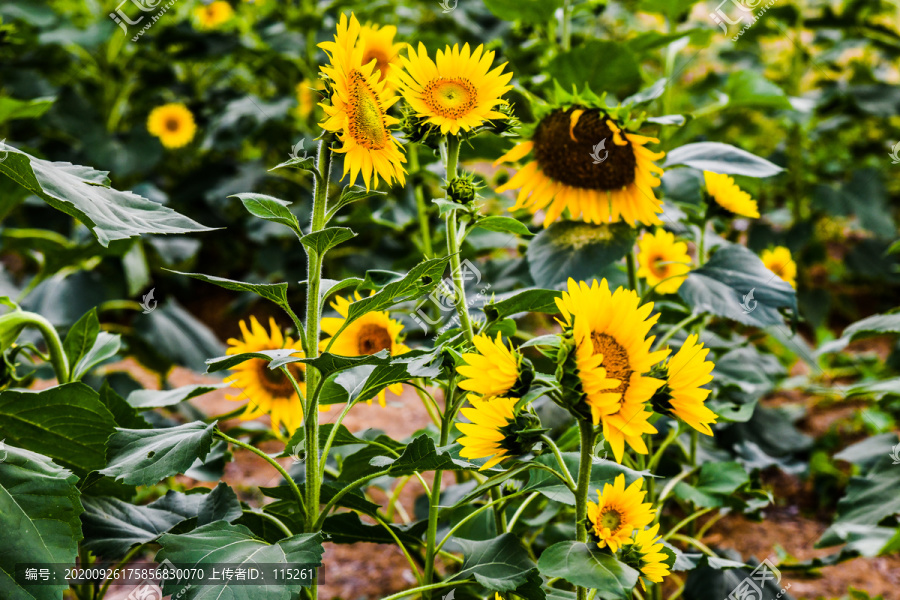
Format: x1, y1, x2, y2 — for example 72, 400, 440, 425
442, 135, 475, 342
574, 419, 595, 600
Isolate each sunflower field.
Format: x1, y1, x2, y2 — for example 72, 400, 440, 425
1, 0, 899, 599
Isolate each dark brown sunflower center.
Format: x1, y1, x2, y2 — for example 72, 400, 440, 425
165, 117, 181, 132
357, 324, 392, 355
423, 77, 477, 119
599, 508, 623, 532
649, 254, 668, 279
254, 360, 304, 399
591, 332, 631, 395
533, 108, 637, 191
348, 70, 388, 150
363, 49, 391, 81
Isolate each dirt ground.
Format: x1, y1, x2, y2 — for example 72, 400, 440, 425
92, 357, 897, 600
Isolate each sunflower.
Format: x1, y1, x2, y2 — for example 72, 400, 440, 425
637, 229, 692, 294
761, 246, 796, 288
395, 42, 513, 135
194, 1, 234, 29
556, 279, 670, 463
320, 292, 410, 406
652, 334, 717, 436
319, 13, 406, 190
586, 474, 655, 552
147, 104, 196, 149
704, 171, 760, 218
626, 524, 671, 589
456, 396, 529, 470
224, 316, 305, 434
495, 107, 665, 227
458, 333, 530, 398
295, 81, 319, 121
359, 24, 404, 90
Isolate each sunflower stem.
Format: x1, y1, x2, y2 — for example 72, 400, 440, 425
423, 380, 455, 597
626, 250, 639, 293
442, 135, 475, 343
575, 419, 595, 600
4, 311, 70, 384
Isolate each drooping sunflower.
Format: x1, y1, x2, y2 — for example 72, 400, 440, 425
637, 229, 692, 294
194, 1, 234, 29
359, 24, 404, 89
651, 334, 717, 436
320, 292, 410, 406
761, 246, 796, 288
586, 474, 655, 552
704, 171, 760, 218
224, 316, 305, 434
626, 524, 671, 588
147, 103, 196, 149
395, 42, 513, 135
456, 396, 542, 470
495, 107, 665, 227
458, 333, 531, 398
319, 13, 406, 190
556, 279, 670, 463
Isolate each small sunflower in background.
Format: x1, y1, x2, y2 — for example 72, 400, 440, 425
194, 1, 234, 29
295, 82, 319, 121
495, 88, 666, 227
458, 333, 532, 398
651, 334, 717, 436
587, 474, 655, 552
624, 524, 671, 589
225, 316, 305, 435
395, 42, 513, 135
358, 24, 404, 89
319, 13, 406, 190
761, 246, 797, 288
637, 229, 692, 294
703, 171, 760, 218
320, 292, 410, 406
147, 103, 196, 149
456, 396, 542, 470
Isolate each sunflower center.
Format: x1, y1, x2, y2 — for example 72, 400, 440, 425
357, 324, 392, 355
649, 254, 669, 279
363, 49, 391, 81
591, 332, 631, 395
533, 108, 637, 191
164, 117, 181, 132
599, 508, 623, 532
348, 70, 388, 150
254, 359, 304, 399
423, 78, 477, 119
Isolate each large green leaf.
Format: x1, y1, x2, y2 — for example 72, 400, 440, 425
71, 331, 121, 381
127, 383, 230, 409
724, 71, 792, 110
100, 421, 217, 485
63, 308, 100, 371
0, 145, 213, 246
299, 226, 357, 254
818, 312, 900, 355
370, 434, 476, 476
527, 222, 636, 288
0, 445, 83, 600
322, 512, 426, 546
819, 456, 900, 548
547, 41, 642, 98
452, 534, 540, 592
538, 541, 639, 599
0, 96, 54, 124
168, 270, 290, 308
524, 453, 648, 505
156, 522, 324, 599
663, 142, 783, 177
677, 243, 796, 326
673, 462, 750, 508
0, 383, 117, 476
484, 289, 562, 322
231, 193, 301, 235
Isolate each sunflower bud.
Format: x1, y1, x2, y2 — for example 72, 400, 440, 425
647, 364, 674, 417
487, 103, 520, 136
554, 330, 592, 421
446, 173, 479, 204
509, 357, 535, 397
400, 106, 441, 147
499, 411, 545, 456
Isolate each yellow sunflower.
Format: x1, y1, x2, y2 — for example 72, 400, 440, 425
586, 474, 655, 552
359, 24, 404, 90
458, 333, 525, 398
637, 229, 692, 294
556, 279, 670, 463
627, 524, 671, 589
194, 1, 234, 29
224, 316, 305, 434
703, 171, 760, 218
456, 396, 519, 470
320, 292, 410, 406
295, 81, 319, 121
495, 108, 665, 227
395, 42, 513, 135
318, 13, 406, 190
653, 334, 717, 436
147, 103, 196, 149
761, 246, 796, 288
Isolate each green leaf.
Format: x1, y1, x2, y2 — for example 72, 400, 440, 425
818, 312, 900, 355
270, 154, 320, 176
370, 434, 476, 476
231, 193, 301, 234
127, 383, 230, 409
527, 221, 637, 288
299, 226, 357, 254
845, 377, 900, 401
0, 144, 213, 247
206, 349, 300, 374
547, 41, 642, 99
0, 383, 117, 476
452, 534, 540, 592
156, 523, 324, 599
475, 216, 533, 237
326, 185, 387, 222
318, 350, 439, 406
100, 421, 217, 485
81, 496, 189, 559
71, 331, 121, 381
484, 289, 562, 322
322, 512, 426, 546
537, 541, 639, 598
724, 71, 792, 110
0, 96, 55, 124
168, 270, 290, 307
663, 142, 783, 177
270, 350, 392, 377
63, 308, 100, 371
673, 462, 750, 508
99, 381, 150, 429
524, 453, 648, 505
678, 243, 797, 327
819, 456, 900, 548
134, 300, 226, 373
0, 445, 83, 600
483, 0, 562, 23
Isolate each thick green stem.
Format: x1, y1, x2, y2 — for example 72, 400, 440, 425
560, 0, 572, 51
1, 311, 70, 383
575, 420, 595, 600
442, 136, 475, 342
626, 250, 639, 293
409, 144, 433, 258
423, 405, 452, 597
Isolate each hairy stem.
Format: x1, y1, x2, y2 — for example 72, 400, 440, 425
575, 420, 595, 600
442, 135, 475, 342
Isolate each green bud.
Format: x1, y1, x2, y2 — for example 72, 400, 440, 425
446, 174, 479, 204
